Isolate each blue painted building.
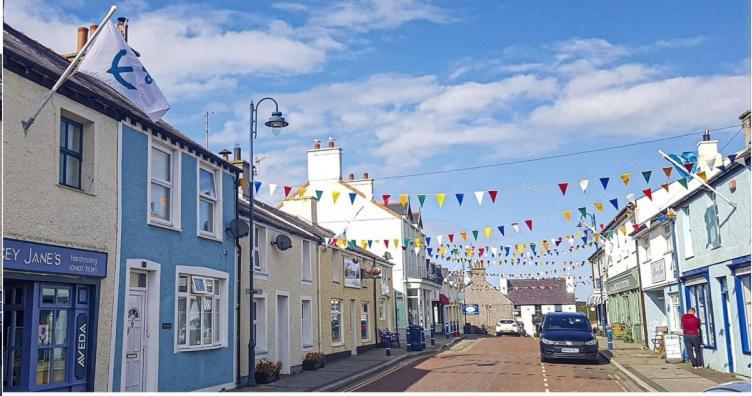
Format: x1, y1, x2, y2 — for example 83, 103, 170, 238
109, 123, 240, 392
672, 146, 750, 376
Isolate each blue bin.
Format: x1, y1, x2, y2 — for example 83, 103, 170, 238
408, 325, 424, 351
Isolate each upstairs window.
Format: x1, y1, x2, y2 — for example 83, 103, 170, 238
198, 166, 221, 239
149, 143, 180, 228
705, 193, 721, 249
253, 226, 267, 273
59, 118, 83, 189
680, 207, 694, 258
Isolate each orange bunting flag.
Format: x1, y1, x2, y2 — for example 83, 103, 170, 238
400, 194, 409, 207
460, 232, 468, 242
436, 193, 446, 207
594, 201, 604, 213
332, 191, 341, 203
662, 183, 670, 192
620, 173, 631, 186
562, 210, 572, 222
662, 166, 673, 178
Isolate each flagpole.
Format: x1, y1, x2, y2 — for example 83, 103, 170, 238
658, 150, 736, 208
22, 5, 118, 133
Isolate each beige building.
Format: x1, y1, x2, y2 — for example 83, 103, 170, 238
463, 264, 514, 332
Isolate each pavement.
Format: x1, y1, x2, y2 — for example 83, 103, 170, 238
233, 333, 463, 392
597, 336, 744, 392
350, 336, 641, 392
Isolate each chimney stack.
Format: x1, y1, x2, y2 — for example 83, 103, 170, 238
697, 130, 722, 173
307, 137, 342, 182
741, 110, 751, 148
76, 27, 89, 53
327, 137, 335, 148
88, 24, 99, 39
116, 17, 129, 41
229, 145, 251, 198
233, 145, 241, 162
218, 149, 231, 162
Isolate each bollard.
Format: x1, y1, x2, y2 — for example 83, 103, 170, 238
431, 327, 436, 346
446, 324, 452, 340
606, 325, 613, 351
386, 346, 391, 356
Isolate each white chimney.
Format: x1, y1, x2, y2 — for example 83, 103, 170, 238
279, 196, 318, 225
697, 130, 723, 173
347, 171, 374, 197
307, 137, 342, 182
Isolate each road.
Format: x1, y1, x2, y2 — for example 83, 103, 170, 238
347, 336, 643, 392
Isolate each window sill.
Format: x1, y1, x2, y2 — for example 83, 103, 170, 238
256, 349, 268, 356
302, 344, 314, 350
332, 342, 344, 347
176, 343, 226, 352
149, 220, 182, 233
301, 280, 312, 286
254, 273, 268, 281
57, 183, 95, 196
198, 233, 224, 243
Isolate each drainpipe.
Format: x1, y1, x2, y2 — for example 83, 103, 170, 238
633, 236, 650, 349
233, 172, 242, 385
372, 258, 378, 346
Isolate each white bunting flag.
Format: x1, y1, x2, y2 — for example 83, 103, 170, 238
436, 235, 443, 245
78, 21, 169, 121
474, 191, 485, 206
579, 179, 589, 193
269, 183, 278, 197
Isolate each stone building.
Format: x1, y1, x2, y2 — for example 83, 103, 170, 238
463, 264, 514, 332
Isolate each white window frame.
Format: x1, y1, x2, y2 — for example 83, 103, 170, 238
379, 299, 386, 321
360, 302, 370, 341
331, 299, 343, 346
148, 139, 181, 231
639, 237, 651, 263
253, 295, 268, 354
174, 266, 228, 352
301, 297, 313, 349
706, 193, 721, 249
197, 162, 223, 241
663, 224, 673, 253
301, 240, 312, 283
254, 225, 268, 275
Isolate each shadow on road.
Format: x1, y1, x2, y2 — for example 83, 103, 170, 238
543, 352, 611, 366
355, 359, 431, 392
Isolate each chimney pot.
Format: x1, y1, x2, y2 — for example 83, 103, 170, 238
76, 27, 89, 53
88, 24, 98, 39
233, 144, 241, 161
328, 137, 335, 148
218, 149, 231, 161
363, 172, 369, 179
313, 139, 321, 149
703, 129, 711, 141
348, 173, 355, 181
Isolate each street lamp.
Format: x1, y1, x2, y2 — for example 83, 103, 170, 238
247, 98, 288, 387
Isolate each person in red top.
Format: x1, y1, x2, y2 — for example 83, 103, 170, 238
681, 308, 704, 368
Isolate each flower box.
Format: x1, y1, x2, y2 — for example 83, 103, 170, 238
254, 372, 279, 384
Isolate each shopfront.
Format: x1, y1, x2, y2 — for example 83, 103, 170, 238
3, 238, 107, 392
606, 267, 645, 343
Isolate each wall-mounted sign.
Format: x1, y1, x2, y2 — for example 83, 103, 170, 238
606, 267, 639, 294
75, 313, 88, 380
462, 304, 480, 315
651, 258, 666, 283
344, 258, 361, 288
3, 238, 107, 278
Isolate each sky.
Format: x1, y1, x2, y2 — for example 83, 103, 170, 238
6, 0, 751, 301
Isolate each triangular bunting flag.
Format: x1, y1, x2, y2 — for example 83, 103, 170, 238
641, 170, 652, 184
393, 239, 400, 249
579, 179, 589, 193
417, 194, 426, 207
594, 202, 604, 213
254, 181, 262, 194
683, 162, 695, 174
471, 230, 479, 240
497, 226, 505, 237
384, 239, 389, 248
626, 193, 636, 204
697, 170, 707, 183
512, 223, 520, 233
562, 210, 572, 222
620, 173, 631, 186
662, 166, 673, 178
558, 183, 568, 196
269, 183, 278, 197
600, 177, 609, 190
678, 178, 689, 189
488, 190, 498, 203
436, 193, 446, 207
484, 227, 492, 239
728, 154, 737, 164
448, 234, 454, 243
332, 191, 341, 203
524, 219, 533, 231
578, 207, 587, 217
382, 194, 391, 206
284, 186, 292, 198
643, 188, 653, 201
609, 198, 619, 210
348, 192, 357, 205
400, 194, 409, 207
460, 232, 468, 242
455, 193, 465, 206
299, 187, 307, 197
662, 183, 670, 192
474, 191, 484, 205
315, 190, 323, 201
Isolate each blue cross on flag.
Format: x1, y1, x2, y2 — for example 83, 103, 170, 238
78, 21, 170, 122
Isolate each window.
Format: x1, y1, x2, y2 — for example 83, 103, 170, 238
736, 270, 751, 355
301, 299, 313, 348
534, 305, 542, 315
198, 166, 221, 238
705, 193, 721, 249
685, 281, 715, 347
332, 250, 341, 282
59, 118, 83, 189
663, 224, 673, 253
253, 226, 267, 273
331, 299, 342, 344
360, 303, 369, 340
680, 207, 694, 258
639, 238, 651, 263
149, 143, 180, 227
301, 240, 312, 282
253, 297, 267, 352
36, 285, 73, 386
379, 299, 386, 320
176, 273, 224, 350
554, 304, 563, 312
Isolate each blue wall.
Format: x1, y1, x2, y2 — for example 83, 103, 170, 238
112, 125, 236, 391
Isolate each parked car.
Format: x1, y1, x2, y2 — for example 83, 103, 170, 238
539, 312, 599, 363
703, 381, 751, 392
496, 319, 521, 336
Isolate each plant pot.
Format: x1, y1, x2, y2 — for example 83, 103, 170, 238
302, 360, 322, 371
255, 372, 279, 384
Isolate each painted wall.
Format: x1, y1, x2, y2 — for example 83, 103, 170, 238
3, 71, 119, 391
112, 125, 237, 391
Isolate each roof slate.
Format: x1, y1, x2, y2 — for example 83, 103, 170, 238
506, 278, 575, 305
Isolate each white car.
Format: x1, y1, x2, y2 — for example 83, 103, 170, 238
496, 319, 521, 336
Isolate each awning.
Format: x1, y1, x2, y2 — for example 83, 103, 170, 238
433, 294, 450, 305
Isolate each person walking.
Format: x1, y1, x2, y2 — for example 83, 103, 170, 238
681, 307, 704, 368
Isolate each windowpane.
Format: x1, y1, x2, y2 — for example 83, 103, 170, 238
199, 169, 216, 198
42, 288, 55, 305
178, 275, 188, 293
36, 349, 51, 385
361, 303, 369, 340
52, 347, 66, 383
177, 297, 187, 345
53, 310, 68, 345
64, 155, 81, 188
331, 300, 342, 342
213, 298, 220, 344
56, 289, 70, 305
150, 183, 171, 220
151, 148, 171, 182
67, 122, 82, 153
39, 310, 52, 345
203, 297, 213, 345
130, 273, 147, 288
199, 199, 214, 233
188, 297, 201, 346
14, 310, 25, 347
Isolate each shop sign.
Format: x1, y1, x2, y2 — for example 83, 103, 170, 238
606, 267, 639, 294
664, 333, 683, 363
462, 304, 480, 315
651, 258, 666, 283
3, 238, 107, 278
75, 313, 88, 380
344, 258, 361, 288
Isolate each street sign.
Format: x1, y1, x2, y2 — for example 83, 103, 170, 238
462, 304, 480, 315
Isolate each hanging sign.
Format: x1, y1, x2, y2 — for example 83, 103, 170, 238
344, 258, 362, 288
462, 304, 480, 315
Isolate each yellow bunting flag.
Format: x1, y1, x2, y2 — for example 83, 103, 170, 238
484, 227, 492, 239
393, 239, 400, 249
594, 201, 604, 213
594, 234, 601, 243
460, 232, 468, 242
619, 226, 627, 236
299, 187, 307, 198
542, 241, 550, 251
400, 194, 409, 207
562, 210, 572, 222
620, 173, 631, 186
516, 244, 526, 254
360, 240, 368, 249
332, 191, 340, 203
697, 170, 707, 183
436, 193, 446, 207
415, 237, 422, 247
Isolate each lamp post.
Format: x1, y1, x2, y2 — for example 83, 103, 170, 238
247, 98, 288, 387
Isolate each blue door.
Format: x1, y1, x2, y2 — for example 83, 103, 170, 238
719, 278, 734, 373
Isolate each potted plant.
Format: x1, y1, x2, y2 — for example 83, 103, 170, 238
302, 352, 326, 371
255, 359, 281, 384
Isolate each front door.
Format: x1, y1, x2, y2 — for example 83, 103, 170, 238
124, 289, 147, 392
719, 278, 735, 373
350, 300, 357, 356
276, 294, 290, 374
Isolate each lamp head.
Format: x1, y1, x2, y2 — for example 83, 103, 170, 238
265, 111, 288, 135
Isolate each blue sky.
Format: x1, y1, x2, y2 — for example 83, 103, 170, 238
7, 0, 750, 300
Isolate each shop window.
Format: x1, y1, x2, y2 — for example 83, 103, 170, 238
36, 285, 72, 386
176, 273, 225, 350
737, 271, 751, 355
59, 117, 83, 189
361, 302, 369, 341
686, 281, 716, 347
331, 299, 342, 344
253, 296, 267, 353
198, 165, 222, 239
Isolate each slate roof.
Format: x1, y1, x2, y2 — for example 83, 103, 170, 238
506, 278, 575, 305
3, 23, 237, 172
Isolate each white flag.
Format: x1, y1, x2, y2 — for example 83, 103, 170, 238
78, 21, 170, 122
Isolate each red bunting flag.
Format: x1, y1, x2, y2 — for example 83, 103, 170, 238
479, 247, 485, 256
683, 162, 694, 173
525, 219, 533, 231
488, 190, 498, 203
600, 224, 605, 231
283, 186, 292, 198
643, 188, 653, 201
558, 183, 568, 196
448, 234, 455, 243
382, 194, 391, 206
384, 240, 389, 248
632, 224, 641, 233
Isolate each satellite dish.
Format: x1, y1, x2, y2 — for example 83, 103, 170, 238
383, 251, 393, 260
272, 234, 293, 251
226, 219, 250, 239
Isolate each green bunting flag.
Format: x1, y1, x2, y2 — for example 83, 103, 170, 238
315, 190, 323, 201
472, 230, 479, 240
641, 170, 652, 183
417, 194, 426, 207
678, 178, 689, 189
578, 207, 587, 217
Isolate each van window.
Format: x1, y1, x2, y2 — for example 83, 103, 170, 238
543, 315, 589, 331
